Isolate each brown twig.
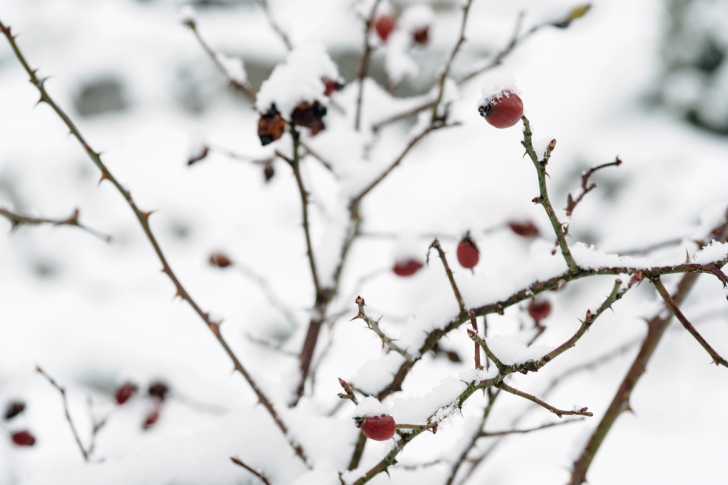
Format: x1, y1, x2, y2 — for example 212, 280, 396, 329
565, 157, 623, 217
0, 22, 308, 466
36, 366, 89, 462
230, 457, 271, 485
255, 0, 293, 51
354, 0, 383, 131
568, 272, 698, 484
428, 239, 466, 316
480, 418, 583, 437
430, 0, 474, 123
468, 310, 483, 371
497, 382, 593, 418
467, 329, 505, 373
0, 207, 111, 242
183, 21, 256, 99
652, 277, 728, 367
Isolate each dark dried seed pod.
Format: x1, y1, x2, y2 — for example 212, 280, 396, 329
257, 105, 286, 146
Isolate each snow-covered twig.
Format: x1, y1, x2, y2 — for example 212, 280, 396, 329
0, 22, 309, 467
0, 207, 111, 242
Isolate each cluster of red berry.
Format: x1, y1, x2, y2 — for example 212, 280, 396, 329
114, 380, 170, 430
4, 401, 36, 447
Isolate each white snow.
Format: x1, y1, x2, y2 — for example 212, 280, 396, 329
477, 71, 521, 106
400, 5, 435, 31
691, 240, 728, 265
459, 367, 498, 383
385, 31, 419, 85
255, 43, 340, 116
352, 396, 389, 418
692, 201, 728, 240
486, 336, 553, 366
178, 5, 196, 26
214, 53, 247, 85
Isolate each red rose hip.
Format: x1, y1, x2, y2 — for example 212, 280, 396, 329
11, 430, 36, 447
393, 259, 423, 277
457, 236, 480, 269
478, 91, 524, 129
528, 299, 551, 323
355, 414, 396, 441
507, 220, 539, 238
114, 382, 138, 405
373, 15, 396, 42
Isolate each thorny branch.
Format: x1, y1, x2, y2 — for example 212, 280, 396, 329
0, 21, 308, 467
353, 296, 413, 362
0, 207, 111, 242
565, 158, 623, 217
652, 277, 728, 367
522, 116, 578, 273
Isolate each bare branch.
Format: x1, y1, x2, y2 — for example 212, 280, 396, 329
480, 418, 584, 437
255, 0, 293, 51
429, 239, 466, 316
497, 382, 593, 418
430, 0, 474, 123
230, 457, 271, 485
354, 0, 383, 131
0, 207, 111, 242
653, 277, 728, 367
0, 22, 308, 467
353, 296, 414, 361
36, 366, 89, 462
565, 157, 623, 217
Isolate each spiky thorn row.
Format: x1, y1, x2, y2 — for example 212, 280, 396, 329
0, 20, 309, 467
0, 207, 111, 242
353, 296, 414, 362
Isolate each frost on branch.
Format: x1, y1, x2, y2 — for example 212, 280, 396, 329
214, 53, 248, 86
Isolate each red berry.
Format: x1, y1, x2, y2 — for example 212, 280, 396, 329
373, 15, 396, 42
478, 91, 524, 129
528, 299, 551, 323
457, 236, 480, 269
393, 259, 423, 277
142, 409, 160, 430
11, 430, 36, 447
114, 382, 138, 405
507, 220, 539, 238
358, 414, 396, 441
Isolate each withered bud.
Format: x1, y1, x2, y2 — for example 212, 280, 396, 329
187, 145, 209, 166
413, 27, 429, 45
209, 252, 232, 268
290, 101, 327, 135
263, 162, 275, 182
148, 381, 170, 401
4, 401, 26, 421
322, 77, 342, 97
258, 105, 286, 146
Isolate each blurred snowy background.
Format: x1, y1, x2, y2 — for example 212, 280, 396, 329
1, 0, 727, 484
